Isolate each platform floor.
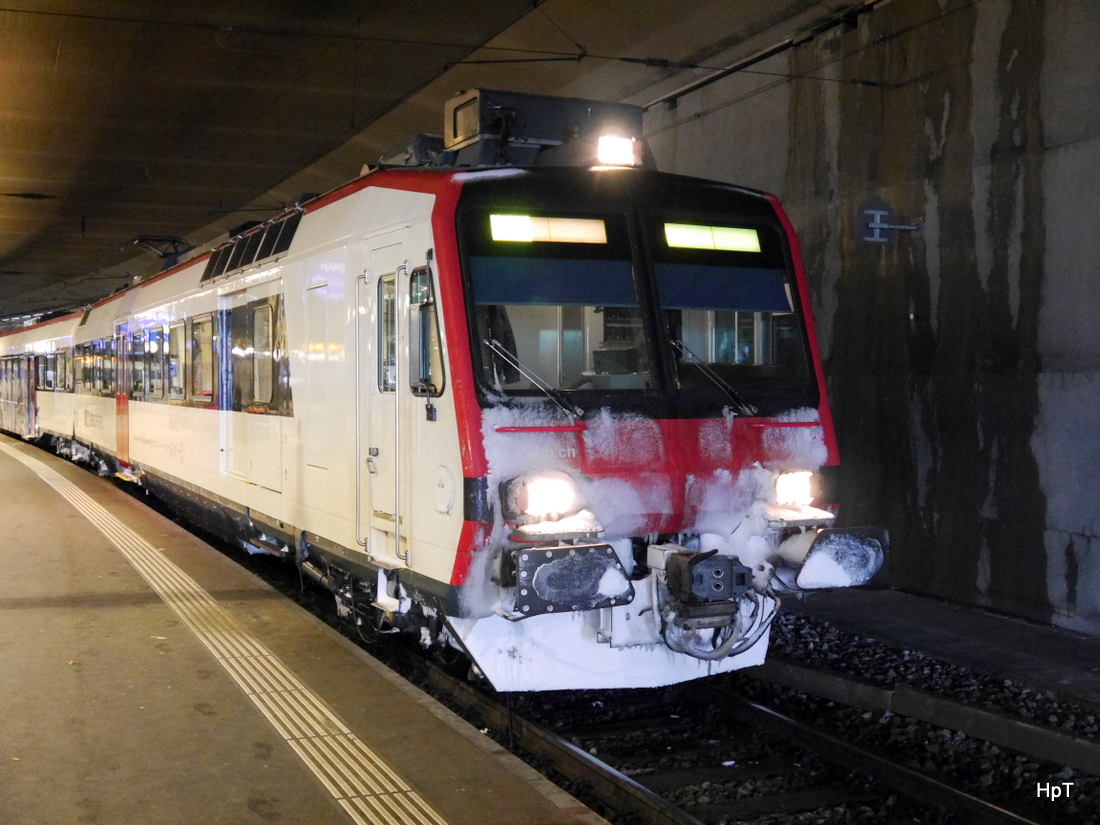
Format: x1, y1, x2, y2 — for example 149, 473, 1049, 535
787, 586, 1100, 711
0, 435, 607, 825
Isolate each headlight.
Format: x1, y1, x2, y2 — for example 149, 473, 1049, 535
501, 471, 579, 522
596, 134, 639, 166
775, 470, 817, 507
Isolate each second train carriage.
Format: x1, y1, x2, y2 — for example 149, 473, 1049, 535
0, 91, 884, 691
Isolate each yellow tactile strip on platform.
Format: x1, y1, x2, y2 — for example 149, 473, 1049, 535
0, 442, 446, 825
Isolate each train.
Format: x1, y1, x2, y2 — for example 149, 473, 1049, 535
0, 90, 884, 691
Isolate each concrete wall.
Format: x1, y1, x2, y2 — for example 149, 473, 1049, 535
646, 0, 1100, 634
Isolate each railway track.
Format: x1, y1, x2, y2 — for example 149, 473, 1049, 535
122, 478, 1089, 825
423, 662, 1056, 825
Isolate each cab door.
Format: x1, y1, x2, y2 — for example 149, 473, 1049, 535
358, 231, 410, 564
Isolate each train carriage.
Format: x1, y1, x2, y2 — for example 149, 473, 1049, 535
0, 90, 884, 691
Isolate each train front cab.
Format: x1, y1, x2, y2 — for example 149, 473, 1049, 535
432, 167, 885, 690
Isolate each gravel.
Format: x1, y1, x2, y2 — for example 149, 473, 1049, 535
721, 611, 1100, 824
767, 611, 1100, 739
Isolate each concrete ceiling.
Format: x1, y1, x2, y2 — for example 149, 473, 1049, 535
0, 0, 864, 320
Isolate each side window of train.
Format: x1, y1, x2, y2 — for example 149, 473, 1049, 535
252, 304, 273, 405
83, 343, 94, 392
227, 296, 288, 414
92, 341, 103, 394
228, 302, 253, 411
409, 266, 445, 397
49, 351, 65, 391
146, 328, 165, 398
97, 338, 114, 396
130, 331, 146, 399
275, 297, 292, 415
108, 335, 119, 397
97, 339, 106, 396
58, 349, 71, 392
191, 315, 216, 404
74, 345, 85, 392
167, 323, 185, 400
36, 355, 49, 390
378, 276, 397, 392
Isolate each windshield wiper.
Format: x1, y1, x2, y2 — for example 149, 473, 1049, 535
670, 339, 758, 417
484, 338, 584, 420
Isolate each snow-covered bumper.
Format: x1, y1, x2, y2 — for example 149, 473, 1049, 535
766, 501, 887, 591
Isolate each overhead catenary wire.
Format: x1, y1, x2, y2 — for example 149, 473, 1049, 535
642, 0, 986, 138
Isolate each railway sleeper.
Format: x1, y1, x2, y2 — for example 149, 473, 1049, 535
631, 759, 790, 793
689, 786, 852, 823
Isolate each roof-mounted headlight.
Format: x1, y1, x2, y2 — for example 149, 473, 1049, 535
596, 134, 640, 166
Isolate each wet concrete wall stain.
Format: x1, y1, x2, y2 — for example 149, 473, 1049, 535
788, 0, 1051, 622
980, 0, 1048, 620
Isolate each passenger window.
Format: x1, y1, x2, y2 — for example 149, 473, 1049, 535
58, 350, 70, 392
37, 355, 50, 390
80, 344, 92, 392
378, 276, 396, 392
130, 331, 146, 398
92, 341, 104, 393
409, 267, 445, 397
167, 323, 185, 399
93, 339, 112, 396
191, 316, 215, 400
147, 328, 165, 398
252, 305, 273, 404
106, 336, 118, 396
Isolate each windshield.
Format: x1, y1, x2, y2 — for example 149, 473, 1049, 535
465, 211, 653, 393
458, 191, 816, 412
652, 219, 810, 393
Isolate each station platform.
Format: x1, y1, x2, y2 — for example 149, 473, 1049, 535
786, 586, 1100, 711
0, 434, 607, 825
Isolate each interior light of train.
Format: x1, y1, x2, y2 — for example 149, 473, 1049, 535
489, 214, 607, 244
596, 134, 638, 166
665, 223, 761, 252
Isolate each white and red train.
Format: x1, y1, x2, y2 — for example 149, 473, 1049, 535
0, 90, 883, 691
